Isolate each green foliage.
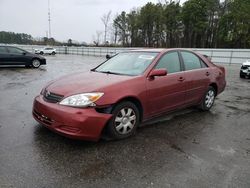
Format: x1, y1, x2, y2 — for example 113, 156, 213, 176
218, 0, 250, 48
0, 31, 82, 46
113, 0, 250, 48
0, 31, 33, 44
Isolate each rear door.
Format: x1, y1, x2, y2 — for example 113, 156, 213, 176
180, 51, 211, 105
6, 47, 28, 65
146, 51, 186, 116
0, 46, 9, 65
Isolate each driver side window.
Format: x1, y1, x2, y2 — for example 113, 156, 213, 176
7, 47, 24, 54
155, 52, 181, 74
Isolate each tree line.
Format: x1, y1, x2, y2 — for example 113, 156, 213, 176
111, 0, 250, 48
0, 31, 87, 47
0, 31, 33, 45
1, 0, 249, 48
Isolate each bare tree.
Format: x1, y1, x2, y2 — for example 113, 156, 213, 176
101, 10, 112, 45
92, 31, 102, 46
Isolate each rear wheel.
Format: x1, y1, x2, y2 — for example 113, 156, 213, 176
106, 101, 140, 140
39, 51, 44, 55
200, 86, 216, 111
52, 51, 56, 55
32, 59, 41, 68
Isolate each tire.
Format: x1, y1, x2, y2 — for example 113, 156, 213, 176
200, 86, 216, 111
240, 73, 245, 78
32, 59, 41, 68
106, 101, 140, 140
52, 51, 56, 55
39, 51, 44, 55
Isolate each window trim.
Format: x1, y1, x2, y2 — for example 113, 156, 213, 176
152, 50, 184, 75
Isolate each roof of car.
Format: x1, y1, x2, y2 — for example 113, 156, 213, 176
129, 48, 169, 53
129, 48, 194, 53
0, 45, 22, 48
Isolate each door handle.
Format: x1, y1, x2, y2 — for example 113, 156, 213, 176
178, 77, 185, 82
206, 72, 210, 76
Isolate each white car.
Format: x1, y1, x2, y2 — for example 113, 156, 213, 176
240, 60, 250, 78
35, 47, 56, 55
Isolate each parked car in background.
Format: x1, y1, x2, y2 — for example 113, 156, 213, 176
240, 60, 250, 78
35, 47, 56, 55
0, 46, 46, 68
33, 49, 226, 141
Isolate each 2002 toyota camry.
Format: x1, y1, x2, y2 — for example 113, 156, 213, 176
33, 49, 226, 141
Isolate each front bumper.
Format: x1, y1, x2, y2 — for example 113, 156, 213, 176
32, 95, 112, 141
240, 70, 250, 76
40, 59, 46, 65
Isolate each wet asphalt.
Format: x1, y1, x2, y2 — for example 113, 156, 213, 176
0, 55, 250, 188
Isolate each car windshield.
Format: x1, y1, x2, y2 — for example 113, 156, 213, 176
94, 52, 159, 76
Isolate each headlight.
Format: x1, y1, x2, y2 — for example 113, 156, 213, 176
59, 92, 104, 107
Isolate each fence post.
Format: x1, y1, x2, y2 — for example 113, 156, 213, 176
229, 51, 233, 65
65, 46, 68, 54
211, 50, 214, 63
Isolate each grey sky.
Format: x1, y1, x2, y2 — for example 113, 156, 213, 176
0, 0, 186, 43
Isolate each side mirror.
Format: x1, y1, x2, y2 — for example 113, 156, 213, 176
149, 69, 167, 79
106, 54, 111, 59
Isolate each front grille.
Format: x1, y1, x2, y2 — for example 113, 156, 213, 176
242, 65, 250, 70
43, 90, 64, 103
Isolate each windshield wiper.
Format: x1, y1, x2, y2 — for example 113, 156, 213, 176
97, 71, 123, 75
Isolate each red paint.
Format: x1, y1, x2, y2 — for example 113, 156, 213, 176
33, 49, 226, 141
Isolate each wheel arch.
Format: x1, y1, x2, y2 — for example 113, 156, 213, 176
99, 96, 144, 140
115, 96, 144, 123
209, 83, 218, 96
31, 57, 41, 63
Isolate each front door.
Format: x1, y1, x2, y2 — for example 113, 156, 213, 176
146, 51, 186, 117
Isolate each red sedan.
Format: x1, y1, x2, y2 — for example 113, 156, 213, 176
33, 49, 226, 141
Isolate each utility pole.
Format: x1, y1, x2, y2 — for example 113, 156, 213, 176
48, 0, 51, 38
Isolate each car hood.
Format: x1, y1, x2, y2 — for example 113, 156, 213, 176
46, 71, 135, 96
243, 61, 250, 66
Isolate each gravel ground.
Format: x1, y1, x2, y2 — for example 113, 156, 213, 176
0, 54, 250, 188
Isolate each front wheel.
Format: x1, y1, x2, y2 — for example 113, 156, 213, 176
39, 51, 44, 55
52, 51, 56, 55
106, 101, 140, 140
32, 59, 41, 68
200, 86, 216, 111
